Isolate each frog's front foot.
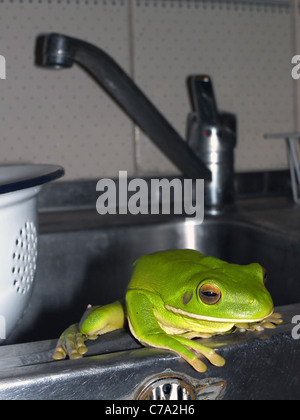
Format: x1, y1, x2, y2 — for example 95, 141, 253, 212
235, 312, 283, 332
260, 312, 283, 329
53, 323, 91, 360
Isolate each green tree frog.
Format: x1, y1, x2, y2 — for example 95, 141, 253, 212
53, 249, 282, 373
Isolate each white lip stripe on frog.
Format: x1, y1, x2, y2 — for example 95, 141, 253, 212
165, 304, 273, 323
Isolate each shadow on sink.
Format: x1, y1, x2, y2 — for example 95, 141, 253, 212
7, 216, 300, 344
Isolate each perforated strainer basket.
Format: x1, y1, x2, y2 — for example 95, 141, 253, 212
0, 164, 64, 342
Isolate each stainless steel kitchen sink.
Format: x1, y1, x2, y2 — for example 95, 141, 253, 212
6, 208, 300, 344
1, 199, 300, 399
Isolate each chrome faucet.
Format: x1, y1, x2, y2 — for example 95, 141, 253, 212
36, 33, 236, 214
187, 75, 236, 214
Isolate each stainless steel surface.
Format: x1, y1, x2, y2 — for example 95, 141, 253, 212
188, 75, 236, 214
0, 304, 298, 400
36, 170, 292, 211
0, 197, 299, 399
36, 33, 211, 181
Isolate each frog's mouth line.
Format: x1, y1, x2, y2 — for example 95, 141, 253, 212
165, 304, 273, 323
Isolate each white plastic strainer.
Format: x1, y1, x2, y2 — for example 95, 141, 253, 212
0, 164, 64, 342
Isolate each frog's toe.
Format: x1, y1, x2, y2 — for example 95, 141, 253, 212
261, 322, 276, 329
207, 351, 226, 367
53, 347, 66, 360
190, 357, 208, 373
268, 313, 283, 324
196, 345, 225, 367
53, 335, 68, 360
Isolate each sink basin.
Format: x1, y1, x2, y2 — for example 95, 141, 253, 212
7, 213, 300, 344
1, 208, 300, 400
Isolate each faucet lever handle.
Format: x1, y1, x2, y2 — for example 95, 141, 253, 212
188, 75, 220, 126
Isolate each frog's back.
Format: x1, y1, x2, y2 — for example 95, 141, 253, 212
128, 249, 211, 294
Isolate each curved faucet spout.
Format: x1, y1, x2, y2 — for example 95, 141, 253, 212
38, 33, 211, 181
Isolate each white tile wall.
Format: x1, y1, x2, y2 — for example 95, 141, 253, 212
133, 0, 293, 174
0, 0, 296, 179
0, 0, 135, 179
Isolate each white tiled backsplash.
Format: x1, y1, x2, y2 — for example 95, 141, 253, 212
0, 0, 296, 180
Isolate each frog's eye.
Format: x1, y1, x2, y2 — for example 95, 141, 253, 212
262, 268, 268, 284
199, 283, 221, 305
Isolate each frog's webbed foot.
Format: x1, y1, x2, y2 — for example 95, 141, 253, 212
140, 332, 225, 373
235, 312, 283, 332
261, 312, 283, 329
175, 335, 226, 372
53, 323, 90, 360
53, 302, 126, 361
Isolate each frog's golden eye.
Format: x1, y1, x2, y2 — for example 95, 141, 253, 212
262, 268, 268, 284
199, 283, 221, 305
